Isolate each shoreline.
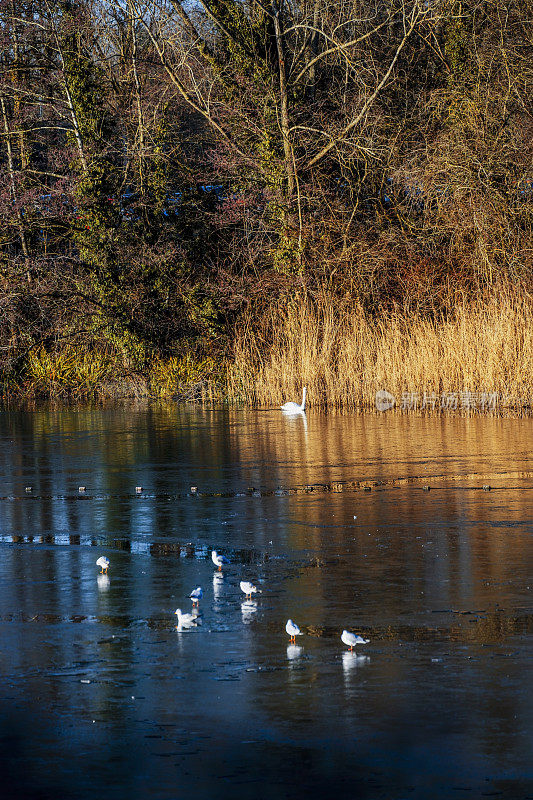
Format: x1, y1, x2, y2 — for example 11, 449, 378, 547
3, 286, 533, 412
1, 392, 533, 416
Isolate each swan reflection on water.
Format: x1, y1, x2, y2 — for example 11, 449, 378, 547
241, 600, 257, 623
286, 413, 308, 435
281, 408, 308, 435
97, 574, 110, 592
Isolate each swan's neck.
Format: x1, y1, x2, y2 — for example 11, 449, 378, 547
301, 387, 307, 410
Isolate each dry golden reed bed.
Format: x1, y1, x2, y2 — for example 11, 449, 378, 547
226, 288, 533, 410
10, 286, 533, 409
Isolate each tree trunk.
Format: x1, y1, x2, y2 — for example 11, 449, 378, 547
128, 0, 146, 194
272, 0, 295, 198
0, 93, 31, 282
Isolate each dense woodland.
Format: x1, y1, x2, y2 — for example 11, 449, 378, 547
0, 0, 532, 398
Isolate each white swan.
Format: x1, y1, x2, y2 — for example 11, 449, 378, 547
285, 619, 302, 643
189, 587, 203, 606
96, 556, 109, 574
211, 550, 229, 571
175, 608, 198, 628
240, 580, 257, 599
341, 630, 369, 651
281, 387, 306, 414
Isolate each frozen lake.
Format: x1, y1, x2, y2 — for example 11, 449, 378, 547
0, 405, 531, 799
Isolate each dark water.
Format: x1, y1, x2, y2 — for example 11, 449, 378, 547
0, 406, 531, 800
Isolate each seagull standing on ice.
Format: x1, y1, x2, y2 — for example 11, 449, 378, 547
341, 630, 369, 651
211, 550, 229, 571
189, 587, 203, 606
240, 581, 258, 600
96, 556, 109, 574
285, 619, 302, 643
175, 608, 198, 628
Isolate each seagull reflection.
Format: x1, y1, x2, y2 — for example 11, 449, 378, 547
241, 600, 257, 623
213, 572, 224, 599
342, 651, 370, 677
175, 622, 200, 633
174, 618, 201, 643
287, 644, 303, 662
97, 574, 110, 592
174, 627, 186, 654
175, 617, 201, 633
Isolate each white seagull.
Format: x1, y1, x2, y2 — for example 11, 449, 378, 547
240, 581, 258, 600
189, 587, 203, 606
96, 556, 109, 574
341, 630, 369, 651
175, 608, 198, 628
286, 619, 302, 643
281, 387, 307, 414
211, 550, 229, 571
